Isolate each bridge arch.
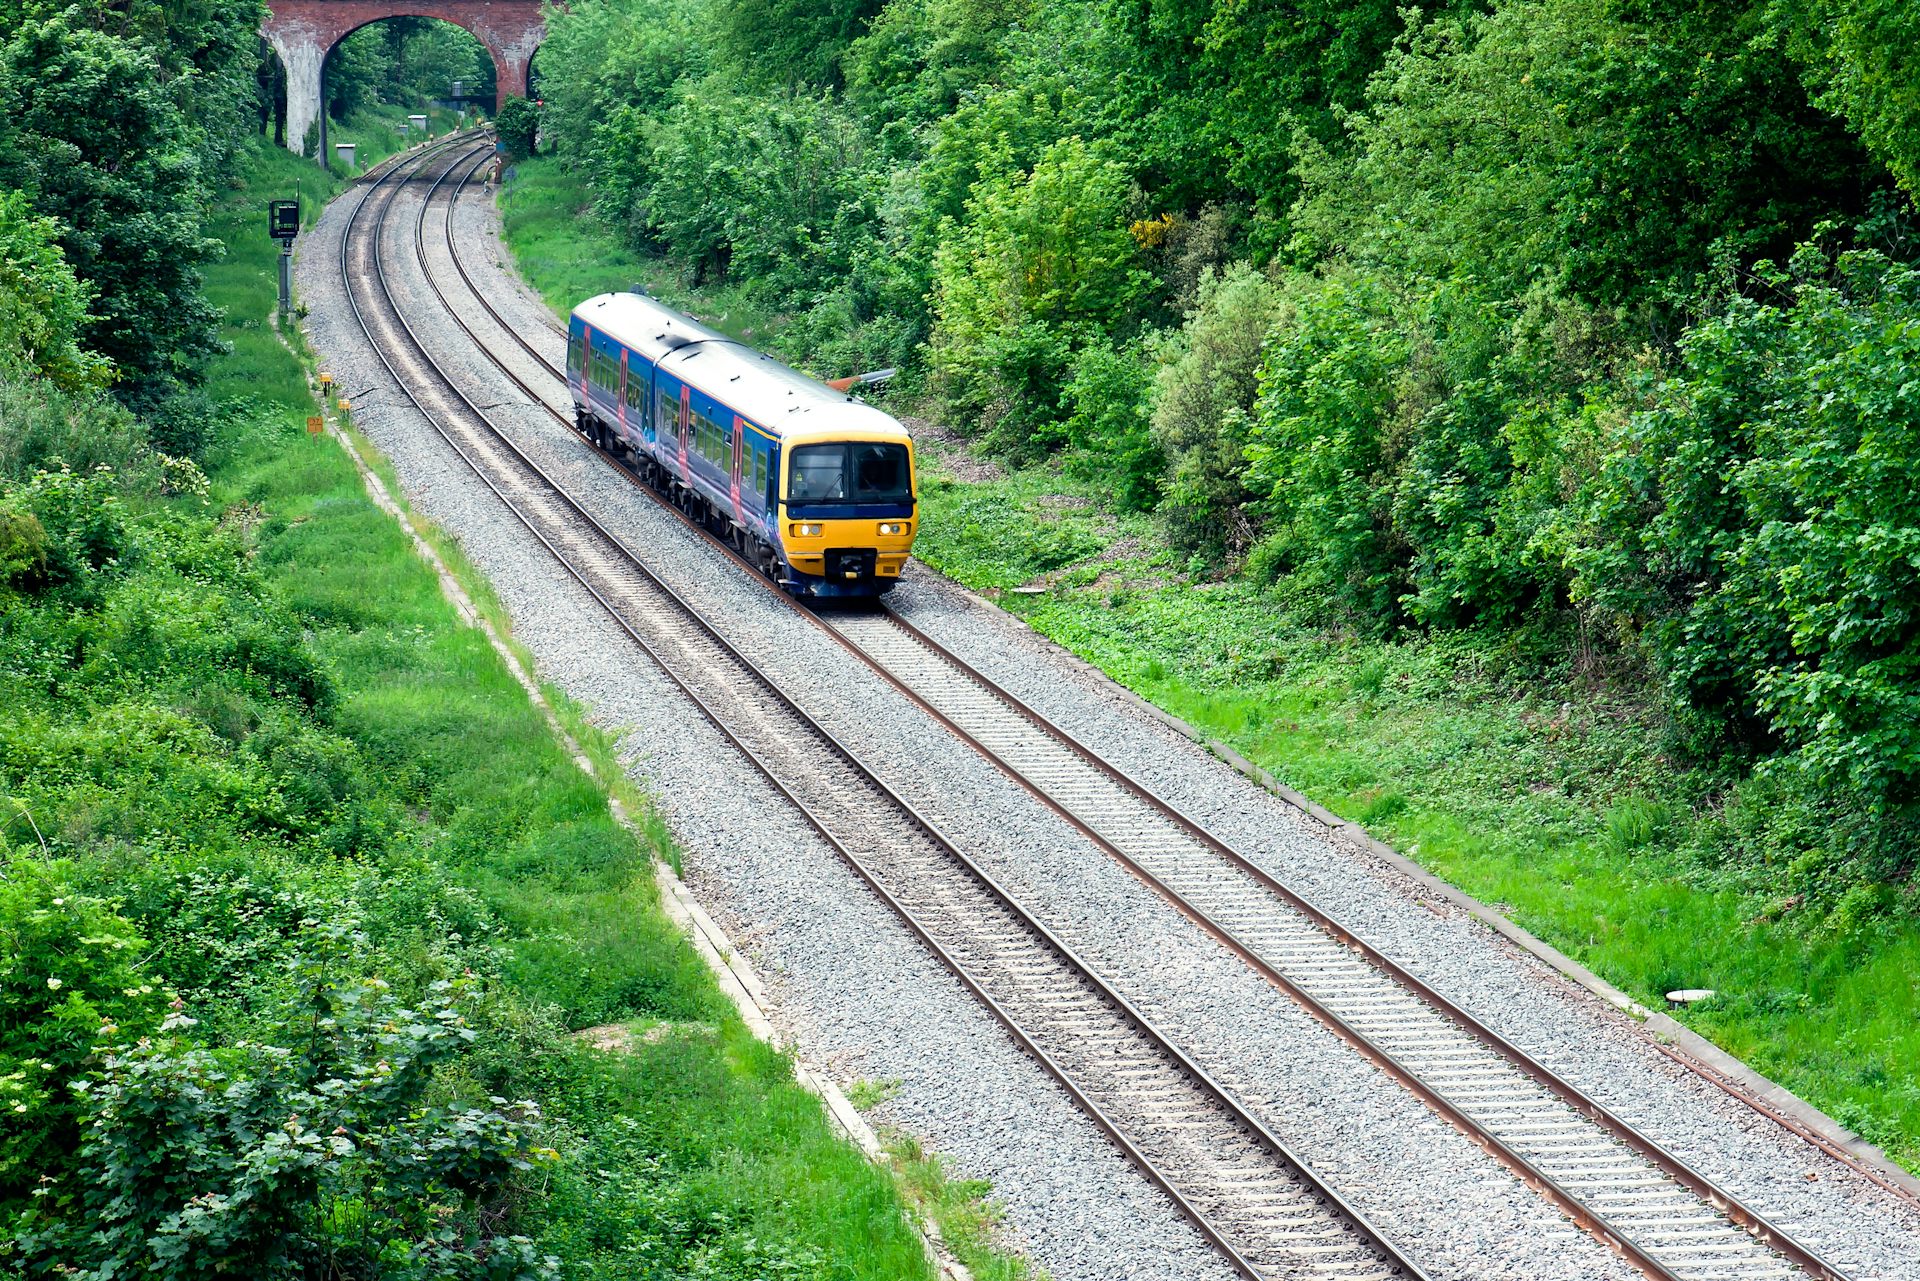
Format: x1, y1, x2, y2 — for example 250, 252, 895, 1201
263, 0, 543, 158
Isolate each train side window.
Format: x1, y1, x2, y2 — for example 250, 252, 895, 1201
567, 333, 582, 375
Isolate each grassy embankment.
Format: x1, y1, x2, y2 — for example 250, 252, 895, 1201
9, 135, 1030, 1273
494, 156, 1920, 1174
497, 155, 779, 340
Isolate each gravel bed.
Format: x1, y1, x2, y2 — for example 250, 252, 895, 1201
878, 574, 1920, 1277
416, 180, 1649, 1278
297, 166, 1917, 1280
299, 165, 1239, 1281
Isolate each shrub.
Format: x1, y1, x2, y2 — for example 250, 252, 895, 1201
1150, 263, 1282, 562
11, 929, 557, 1279
8, 463, 133, 598
1576, 246, 1920, 812
928, 136, 1149, 451
0, 869, 166, 1200
0, 361, 152, 485
1060, 338, 1162, 512
1245, 270, 1408, 623
496, 96, 540, 163
0, 191, 110, 392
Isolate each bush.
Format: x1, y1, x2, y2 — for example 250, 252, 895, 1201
1576, 246, 1920, 812
0, 191, 110, 392
1150, 264, 1282, 562
496, 96, 540, 163
1244, 270, 1408, 623
1060, 337, 1162, 512
0, 870, 167, 1199
928, 137, 1149, 452
0, 360, 152, 484
11, 929, 556, 1279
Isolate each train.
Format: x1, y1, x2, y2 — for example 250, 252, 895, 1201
566, 292, 917, 598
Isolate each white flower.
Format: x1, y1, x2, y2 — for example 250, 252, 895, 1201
45, 978, 61, 991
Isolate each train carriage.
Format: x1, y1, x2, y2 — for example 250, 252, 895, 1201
566, 292, 916, 597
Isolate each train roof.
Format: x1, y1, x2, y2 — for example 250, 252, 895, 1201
574, 291, 728, 364
572, 292, 909, 446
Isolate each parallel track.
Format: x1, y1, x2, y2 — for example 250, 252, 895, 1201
363, 137, 1853, 1281
344, 135, 1425, 1281
345, 140, 1858, 1281
432, 138, 1855, 1281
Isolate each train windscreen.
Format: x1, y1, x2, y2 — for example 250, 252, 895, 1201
789, 443, 911, 503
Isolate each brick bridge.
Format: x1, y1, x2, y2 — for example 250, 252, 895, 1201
263, 1, 544, 158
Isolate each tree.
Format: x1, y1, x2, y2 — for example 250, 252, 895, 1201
1575, 246, 1920, 807
0, 14, 222, 414
0, 191, 111, 392
1296, 0, 1883, 315
928, 137, 1149, 448
495, 94, 540, 162
1785, 0, 1920, 198
712, 0, 887, 87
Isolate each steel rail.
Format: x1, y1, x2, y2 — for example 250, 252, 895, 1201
336, 135, 1428, 1281
428, 161, 1858, 1281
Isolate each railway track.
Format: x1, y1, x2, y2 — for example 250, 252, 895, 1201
343, 135, 1426, 1281
430, 138, 1857, 1281
342, 135, 1857, 1281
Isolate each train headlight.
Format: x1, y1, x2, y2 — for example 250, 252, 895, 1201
878, 521, 907, 536
793, 522, 823, 537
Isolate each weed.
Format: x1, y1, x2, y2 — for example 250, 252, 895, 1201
847, 1077, 903, 1110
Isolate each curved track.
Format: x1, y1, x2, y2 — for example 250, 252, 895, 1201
347, 136, 1857, 1281
343, 135, 1426, 1281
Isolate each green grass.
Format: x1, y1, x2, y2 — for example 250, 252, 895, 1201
909, 440, 1920, 1174
497, 155, 783, 343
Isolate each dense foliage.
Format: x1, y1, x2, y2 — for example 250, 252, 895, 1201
325, 18, 495, 124
0, 3, 263, 420
536, 0, 1920, 917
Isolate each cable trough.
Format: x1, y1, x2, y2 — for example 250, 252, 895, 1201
338, 137, 1427, 1281
397, 139, 1855, 1281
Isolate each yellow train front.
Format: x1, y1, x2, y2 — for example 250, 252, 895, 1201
567, 292, 917, 598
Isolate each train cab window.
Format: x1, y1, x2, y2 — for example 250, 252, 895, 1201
852, 443, 911, 501
788, 443, 911, 503
789, 445, 846, 500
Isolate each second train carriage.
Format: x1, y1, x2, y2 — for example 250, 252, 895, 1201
566, 292, 917, 598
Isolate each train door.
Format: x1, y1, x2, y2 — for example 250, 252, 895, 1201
729, 415, 745, 528
677, 384, 691, 479
616, 349, 629, 442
